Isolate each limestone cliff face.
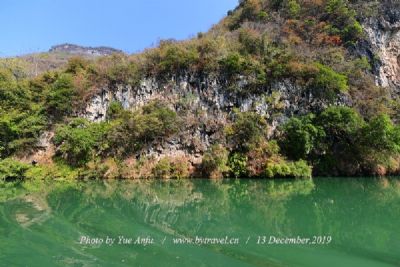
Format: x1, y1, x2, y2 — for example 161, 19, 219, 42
361, 2, 400, 92
83, 75, 348, 123
80, 74, 349, 161
78, 2, 400, 160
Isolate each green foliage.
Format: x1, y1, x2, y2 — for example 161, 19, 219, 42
257, 11, 268, 21
313, 106, 364, 175
325, 0, 363, 43
317, 106, 364, 141
290, 160, 313, 178
342, 20, 363, 44
353, 56, 371, 72
279, 115, 324, 160
201, 144, 230, 179
228, 153, 248, 178
0, 68, 30, 109
0, 110, 46, 158
53, 118, 110, 166
25, 162, 79, 181
287, 0, 301, 18
308, 63, 348, 101
106, 101, 124, 121
152, 157, 190, 179
265, 160, 312, 179
238, 29, 263, 56
362, 115, 400, 154
279, 106, 400, 176
45, 73, 76, 119
220, 53, 247, 78
263, 44, 291, 80
93, 54, 141, 86
0, 158, 30, 182
65, 57, 90, 74
359, 114, 400, 173
227, 111, 268, 152
153, 40, 199, 76
108, 101, 179, 156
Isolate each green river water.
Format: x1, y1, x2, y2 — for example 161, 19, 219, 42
0, 178, 399, 267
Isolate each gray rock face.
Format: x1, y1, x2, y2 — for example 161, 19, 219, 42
82, 76, 328, 123
81, 74, 350, 159
361, 3, 400, 92
81, 75, 315, 160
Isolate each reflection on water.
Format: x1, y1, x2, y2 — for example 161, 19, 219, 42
0, 178, 400, 267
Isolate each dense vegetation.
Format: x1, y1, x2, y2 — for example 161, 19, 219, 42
1, 0, 400, 181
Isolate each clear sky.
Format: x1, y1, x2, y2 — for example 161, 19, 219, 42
0, 0, 238, 57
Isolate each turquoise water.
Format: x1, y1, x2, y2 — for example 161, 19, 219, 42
0, 178, 399, 267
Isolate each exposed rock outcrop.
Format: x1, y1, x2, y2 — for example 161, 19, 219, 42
49, 43, 123, 57
361, 1, 400, 93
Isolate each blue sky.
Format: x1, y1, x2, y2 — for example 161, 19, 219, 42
0, 0, 238, 57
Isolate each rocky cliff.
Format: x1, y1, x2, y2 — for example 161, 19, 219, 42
356, 1, 400, 93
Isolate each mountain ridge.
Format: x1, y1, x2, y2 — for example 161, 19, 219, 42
48, 43, 123, 56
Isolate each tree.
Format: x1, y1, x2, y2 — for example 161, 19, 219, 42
314, 106, 365, 175
53, 119, 109, 166
359, 114, 400, 174
279, 114, 324, 160
45, 73, 76, 119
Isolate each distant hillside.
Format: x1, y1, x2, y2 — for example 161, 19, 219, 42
0, 43, 124, 78
49, 43, 123, 57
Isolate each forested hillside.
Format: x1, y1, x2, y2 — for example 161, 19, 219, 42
1, 0, 400, 181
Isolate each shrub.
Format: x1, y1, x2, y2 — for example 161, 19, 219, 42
238, 28, 263, 56
263, 44, 292, 80
201, 144, 230, 179
195, 36, 225, 73
342, 20, 363, 44
246, 140, 281, 177
152, 157, 190, 179
265, 159, 312, 178
287, 0, 301, 18
0, 68, 29, 109
325, 0, 363, 43
307, 63, 348, 101
240, 0, 262, 21
86, 54, 141, 89
65, 57, 90, 74
53, 119, 110, 166
152, 40, 199, 76
226, 111, 268, 152
106, 101, 124, 121
107, 101, 179, 156
0, 158, 30, 182
228, 153, 248, 178
220, 53, 247, 78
